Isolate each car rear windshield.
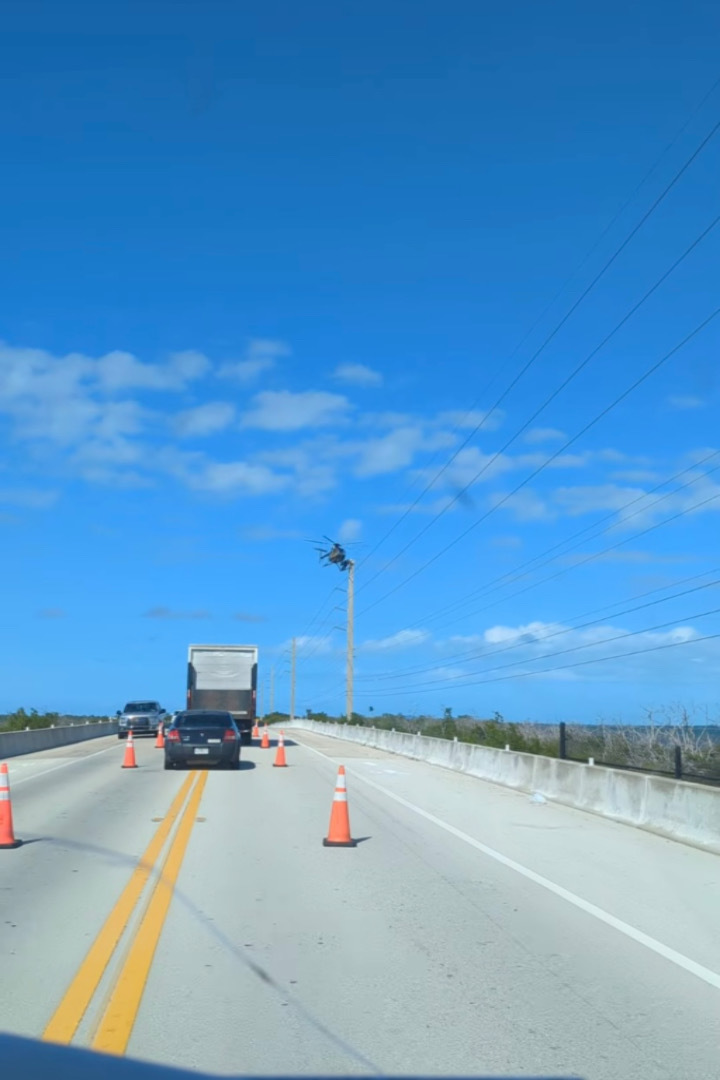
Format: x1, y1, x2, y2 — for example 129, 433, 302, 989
124, 702, 157, 712
174, 713, 232, 728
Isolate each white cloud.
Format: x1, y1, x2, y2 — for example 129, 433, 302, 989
434, 409, 505, 432
190, 461, 290, 496
419, 618, 719, 686
359, 629, 430, 652
484, 621, 566, 646
221, 358, 275, 382
338, 518, 362, 542
354, 426, 455, 478
354, 427, 424, 477
295, 634, 336, 656
174, 402, 236, 437
374, 495, 457, 516
412, 448, 525, 491
667, 395, 705, 410
95, 350, 210, 392
73, 436, 146, 467
490, 489, 554, 521
0, 344, 204, 455
357, 411, 414, 429
241, 390, 351, 432
332, 363, 383, 387
549, 478, 720, 529
0, 488, 59, 508
219, 339, 290, 382
255, 444, 337, 495
552, 483, 646, 518
524, 427, 567, 444
78, 468, 155, 489
611, 469, 662, 484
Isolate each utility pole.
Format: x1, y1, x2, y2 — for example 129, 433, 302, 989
258, 679, 264, 721
313, 539, 355, 722
290, 637, 296, 722
346, 560, 355, 723
270, 666, 275, 715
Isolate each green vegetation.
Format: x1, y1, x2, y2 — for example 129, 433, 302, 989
0, 708, 107, 731
298, 704, 720, 782
305, 709, 559, 755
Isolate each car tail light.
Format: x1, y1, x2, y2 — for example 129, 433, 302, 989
223, 729, 236, 742
166, 729, 180, 742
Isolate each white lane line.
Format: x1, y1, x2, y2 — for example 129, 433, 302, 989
298, 736, 720, 993
7, 743, 120, 787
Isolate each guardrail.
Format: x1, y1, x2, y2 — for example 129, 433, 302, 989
0, 722, 118, 759
289, 720, 720, 855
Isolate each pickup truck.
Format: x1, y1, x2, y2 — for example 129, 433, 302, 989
116, 700, 167, 739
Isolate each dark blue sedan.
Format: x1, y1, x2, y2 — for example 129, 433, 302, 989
164, 710, 241, 770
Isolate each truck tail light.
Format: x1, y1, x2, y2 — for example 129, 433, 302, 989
166, 729, 180, 743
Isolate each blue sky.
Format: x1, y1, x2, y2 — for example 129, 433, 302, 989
1, 1, 719, 723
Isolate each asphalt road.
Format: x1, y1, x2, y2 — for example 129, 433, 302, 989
0, 728, 718, 1079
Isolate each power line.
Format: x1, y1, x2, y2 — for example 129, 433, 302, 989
431, 485, 720, 638
293, 585, 341, 650
300, 468, 720, 703
372, 613, 720, 696
358, 207, 720, 602
356, 109, 720, 584
308, 472, 720, 700
411, 451, 720, 635
358, 303, 720, 617
356, 576, 720, 684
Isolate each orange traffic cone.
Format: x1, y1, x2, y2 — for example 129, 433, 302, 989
323, 766, 356, 847
252, 722, 260, 740
273, 731, 287, 768
122, 730, 138, 769
261, 724, 270, 749
0, 763, 21, 849
155, 723, 164, 749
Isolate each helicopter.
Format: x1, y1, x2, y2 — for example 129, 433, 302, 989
305, 536, 353, 572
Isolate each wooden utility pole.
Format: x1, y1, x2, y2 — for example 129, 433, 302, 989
270, 666, 275, 714
290, 637, 296, 722
346, 560, 355, 723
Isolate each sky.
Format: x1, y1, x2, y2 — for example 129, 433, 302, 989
1, 0, 719, 724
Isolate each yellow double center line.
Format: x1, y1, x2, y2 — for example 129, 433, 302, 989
44, 769, 207, 1055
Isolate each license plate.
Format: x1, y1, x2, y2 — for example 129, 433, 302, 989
194, 747, 209, 755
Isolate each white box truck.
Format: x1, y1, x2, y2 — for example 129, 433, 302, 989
186, 645, 258, 744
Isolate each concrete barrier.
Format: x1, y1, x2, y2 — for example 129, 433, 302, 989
0, 722, 118, 759
288, 720, 720, 854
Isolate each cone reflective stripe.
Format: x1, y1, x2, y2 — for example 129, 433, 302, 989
122, 730, 138, 769
273, 730, 287, 768
0, 763, 21, 849
261, 724, 270, 749
323, 765, 356, 847
155, 723, 165, 749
